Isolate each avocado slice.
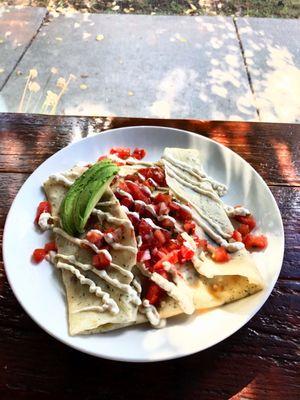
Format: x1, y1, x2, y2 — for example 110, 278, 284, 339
60, 160, 119, 235
73, 163, 119, 233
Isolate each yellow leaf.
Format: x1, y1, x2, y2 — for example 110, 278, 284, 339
128, 91, 134, 96
112, 5, 120, 11
51, 67, 58, 74
29, 69, 38, 78
0, 68, 4, 74
55, 37, 63, 41
28, 81, 41, 92
80, 84, 88, 90
0, 38, 4, 44
56, 77, 66, 88
96, 34, 105, 41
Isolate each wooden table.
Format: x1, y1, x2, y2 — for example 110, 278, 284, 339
0, 113, 299, 400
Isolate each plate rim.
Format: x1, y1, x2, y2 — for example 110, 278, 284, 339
3, 124, 285, 362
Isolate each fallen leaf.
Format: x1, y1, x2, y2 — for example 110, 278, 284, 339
80, 84, 88, 90
51, 67, 58, 74
124, 8, 130, 13
29, 69, 38, 78
0, 38, 4, 44
74, 22, 80, 28
111, 5, 120, 11
28, 81, 41, 92
80, 74, 89, 78
0, 68, 4, 74
55, 37, 63, 41
16, 70, 23, 76
128, 91, 134, 96
83, 32, 91, 40
96, 34, 105, 41
57, 77, 66, 88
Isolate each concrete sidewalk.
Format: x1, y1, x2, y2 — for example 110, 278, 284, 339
0, 7, 299, 122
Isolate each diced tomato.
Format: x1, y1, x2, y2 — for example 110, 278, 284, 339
139, 167, 166, 186
153, 229, 167, 246
157, 269, 169, 280
44, 241, 57, 253
137, 249, 151, 262
119, 196, 133, 209
232, 230, 243, 242
157, 202, 170, 216
183, 220, 196, 234
138, 219, 153, 236
132, 148, 146, 160
169, 201, 180, 212
34, 201, 51, 223
109, 147, 131, 160
124, 174, 140, 183
211, 247, 231, 263
153, 250, 179, 270
243, 234, 268, 251
176, 207, 192, 222
193, 236, 208, 250
32, 248, 47, 263
237, 223, 250, 237
104, 227, 123, 243
159, 217, 175, 229
145, 283, 161, 305
118, 181, 130, 192
126, 181, 150, 204
179, 245, 194, 263
153, 193, 172, 205
235, 215, 256, 231
92, 252, 111, 269
87, 230, 104, 247
165, 239, 180, 251
127, 212, 140, 228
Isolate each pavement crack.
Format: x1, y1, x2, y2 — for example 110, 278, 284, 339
233, 17, 260, 120
0, 10, 49, 92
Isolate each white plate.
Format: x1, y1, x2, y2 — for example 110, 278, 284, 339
3, 126, 284, 362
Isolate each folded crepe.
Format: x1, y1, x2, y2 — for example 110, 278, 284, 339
44, 165, 140, 335
42, 147, 264, 335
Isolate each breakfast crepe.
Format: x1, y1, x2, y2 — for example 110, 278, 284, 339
43, 165, 139, 335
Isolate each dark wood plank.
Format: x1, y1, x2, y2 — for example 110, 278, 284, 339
0, 113, 299, 186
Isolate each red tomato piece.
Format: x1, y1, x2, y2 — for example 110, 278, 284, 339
138, 219, 153, 236
157, 202, 170, 216
243, 234, 268, 251
153, 193, 172, 205
169, 201, 180, 212
44, 241, 57, 253
183, 220, 196, 234
126, 181, 150, 204
192, 236, 208, 249
179, 245, 195, 263
145, 283, 161, 305
109, 147, 131, 160
119, 196, 133, 209
92, 252, 111, 269
237, 223, 250, 237
32, 248, 47, 263
176, 207, 192, 222
34, 201, 51, 223
153, 229, 167, 246
132, 148, 147, 160
159, 217, 175, 229
153, 250, 179, 270
232, 230, 243, 242
137, 249, 151, 262
86, 230, 104, 247
235, 215, 256, 231
211, 247, 231, 263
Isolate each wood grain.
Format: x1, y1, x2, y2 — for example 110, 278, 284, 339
0, 113, 299, 400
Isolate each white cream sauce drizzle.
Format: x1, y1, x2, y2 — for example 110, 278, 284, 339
162, 153, 227, 196
225, 205, 250, 217
56, 261, 119, 314
97, 200, 119, 207
56, 254, 141, 306
38, 212, 52, 231
165, 164, 221, 202
139, 299, 165, 328
92, 208, 132, 229
132, 278, 142, 294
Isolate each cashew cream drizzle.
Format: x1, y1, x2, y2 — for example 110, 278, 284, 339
225, 205, 250, 217
92, 208, 133, 229
162, 153, 227, 197
48, 173, 74, 187
56, 261, 119, 314
38, 212, 53, 231
97, 200, 119, 207
132, 278, 142, 294
164, 164, 221, 203
139, 300, 166, 328
56, 254, 141, 306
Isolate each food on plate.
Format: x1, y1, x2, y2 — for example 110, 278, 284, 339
32, 147, 267, 335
